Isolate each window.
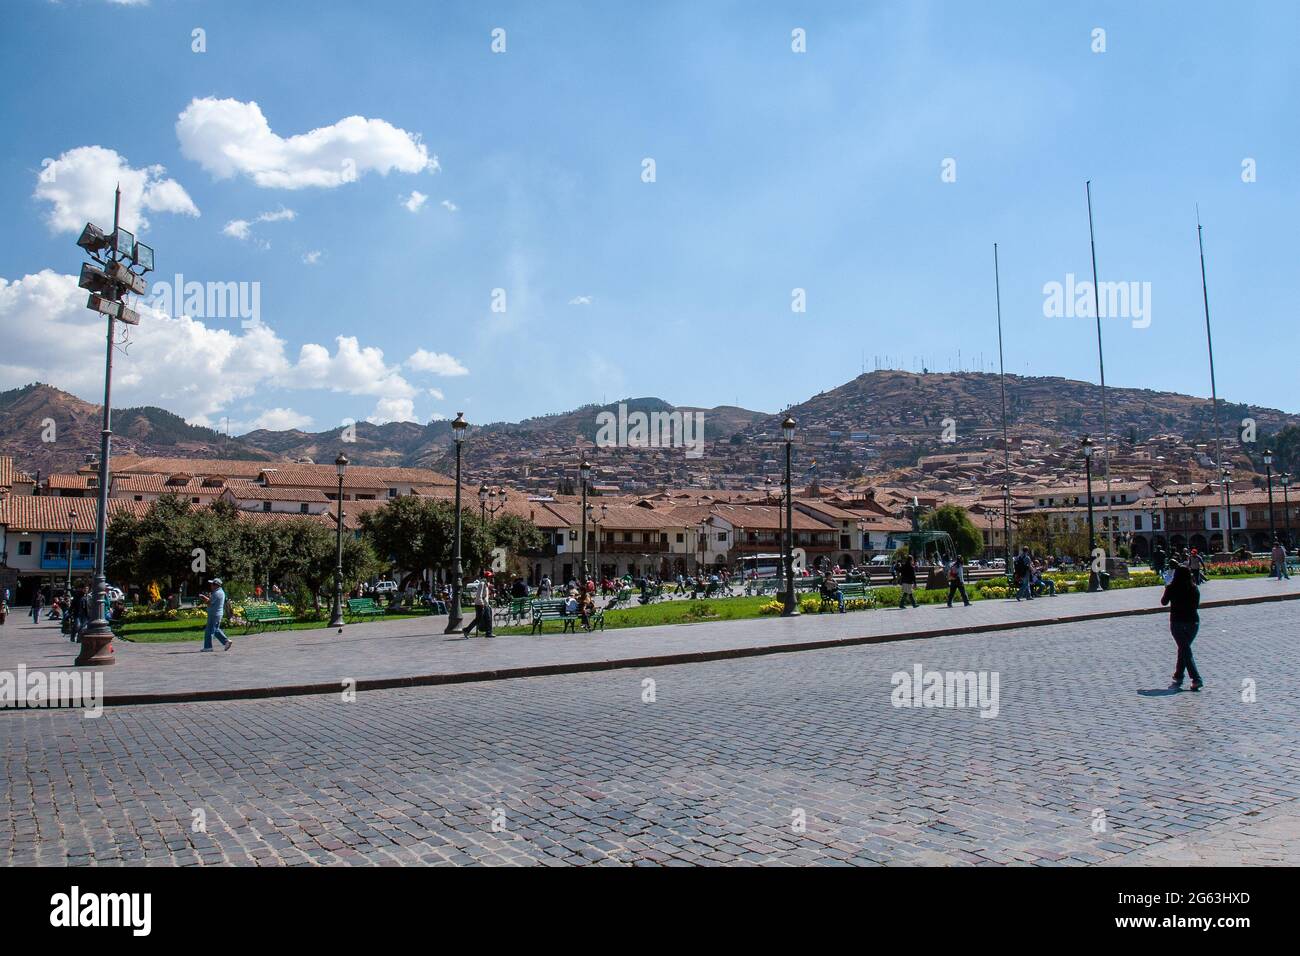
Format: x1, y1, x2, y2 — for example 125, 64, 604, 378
133, 495, 143, 502
676, 533, 684, 543
1134, 515, 1143, 530
300, 503, 309, 514
623, 532, 633, 543
263, 501, 272, 512
388, 488, 397, 498
192, 497, 200, 504
717, 532, 727, 542
1231, 511, 1240, 528
1210, 512, 1220, 528
18, 541, 31, 556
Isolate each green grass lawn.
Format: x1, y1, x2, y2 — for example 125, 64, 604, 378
496, 595, 785, 635
118, 610, 436, 643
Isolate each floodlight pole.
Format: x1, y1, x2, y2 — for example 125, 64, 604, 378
76, 186, 123, 667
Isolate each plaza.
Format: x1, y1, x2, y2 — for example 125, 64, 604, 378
2, 580, 1297, 866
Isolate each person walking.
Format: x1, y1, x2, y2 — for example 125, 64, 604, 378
71, 584, 93, 642
946, 556, 971, 607
1187, 548, 1205, 584
198, 578, 233, 652
1014, 547, 1035, 601
1160, 565, 1202, 691
1271, 539, 1290, 580
29, 589, 44, 624
898, 555, 918, 609
461, 571, 494, 638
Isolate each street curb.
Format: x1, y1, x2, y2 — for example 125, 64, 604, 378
69, 588, 1300, 708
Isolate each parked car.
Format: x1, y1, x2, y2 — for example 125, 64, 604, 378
373, 580, 398, 594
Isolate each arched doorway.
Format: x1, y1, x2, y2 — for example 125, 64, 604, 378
1193, 534, 1210, 552
1129, 537, 1148, 559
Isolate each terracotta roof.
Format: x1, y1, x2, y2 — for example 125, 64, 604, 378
0, 457, 16, 489
259, 462, 455, 490
112, 456, 271, 479
545, 502, 679, 530
111, 474, 169, 494
708, 504, 835, 532
223, 481, 329, 503
46, 473, 97, 490
0, 497, 149, 533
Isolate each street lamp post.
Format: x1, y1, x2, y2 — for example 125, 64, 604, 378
1222, 466, 1235, 554
1164, 489, 1175, 548
444, 413, 468, 633
66, 509, 77, 598
1001, 481, 1012, 580
73, 187, 153, 667
781, 416, 799, 616
579, 459, 591, 582
1083, 435, 1099, 592
1264, 449, 1277, 547
1281, 473, 1293, 549
328, 454, 348, 629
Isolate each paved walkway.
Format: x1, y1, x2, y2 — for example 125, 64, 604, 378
4, 600, 1297, 865
1, 576, 1295, 704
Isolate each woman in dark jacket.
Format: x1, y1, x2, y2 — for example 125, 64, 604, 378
1160, 566, 1203, 691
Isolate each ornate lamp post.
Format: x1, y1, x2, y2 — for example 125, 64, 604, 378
1082, 435, 1100, 592
781, 415, 798, 616
1281, 473, 1292, 549
1000, 481, 1012, 579
1221, 465, 1235, 554
328, 453, 348, 629
579, 459, 592, 582
443, 412, 468, 633
66, 509, 78, 597
587, 502, 606, 583
1264, 449, 1277, 547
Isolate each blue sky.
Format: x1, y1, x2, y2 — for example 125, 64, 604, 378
1, 0, 1296, 434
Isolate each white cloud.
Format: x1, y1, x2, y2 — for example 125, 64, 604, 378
403, 190, 428, 212
0, 270, 422, 426
427, 387, 444, 400
35, 146, 198, 233
302, 250, 322, 265
407, 349, 469, 376
568, 295, 593, 305
233, 407, 314, 433
177, 97, 438, 189
367, 397, 416, 424
441, 199, 458, 212
223, 207, 296, 243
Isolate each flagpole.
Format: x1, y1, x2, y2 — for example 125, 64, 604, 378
1197, 205, 1230, 550
1086, 181, 1115, 559
994, 243, 1012, 571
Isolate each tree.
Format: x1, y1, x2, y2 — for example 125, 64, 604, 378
922, 505, 983, 560
359, 496, 457, 587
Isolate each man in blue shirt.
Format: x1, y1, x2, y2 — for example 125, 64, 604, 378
200, 578, 234, 652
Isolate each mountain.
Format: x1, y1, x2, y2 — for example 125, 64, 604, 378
3, 375, 1296, 491
0, 384, 276, 478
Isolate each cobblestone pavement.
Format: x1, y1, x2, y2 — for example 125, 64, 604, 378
0, 575, 1294, 701
2, 601, 1297, 865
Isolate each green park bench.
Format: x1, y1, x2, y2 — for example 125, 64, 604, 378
530, 599, 604, 634
494, 597, 531, 626
241, 601, 295, 633
639, 583, 665, 603
346, 597, 384, 621
606, 588, 634, 608
819, 580, 873, 612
